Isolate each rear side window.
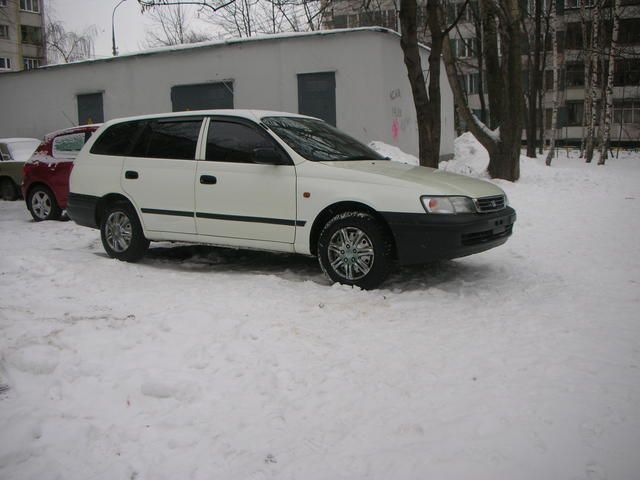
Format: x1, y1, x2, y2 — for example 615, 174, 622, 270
52, 132, 86, 160
91, 121, 146, 156
131, 119, 202, 160
205, 121, 281, 163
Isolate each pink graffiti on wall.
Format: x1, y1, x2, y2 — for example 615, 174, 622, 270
391, 118, 400, 141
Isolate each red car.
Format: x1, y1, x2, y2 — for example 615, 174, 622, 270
22, 124, 100, 221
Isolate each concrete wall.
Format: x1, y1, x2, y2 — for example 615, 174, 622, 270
0, 28, 454, 159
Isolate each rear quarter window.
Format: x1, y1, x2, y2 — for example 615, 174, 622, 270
131, 119, 202, 160
90, 121, 146, 156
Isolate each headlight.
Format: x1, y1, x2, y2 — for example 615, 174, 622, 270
421, 196, 476, 214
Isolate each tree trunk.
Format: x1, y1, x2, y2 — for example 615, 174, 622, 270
579, 0, 591, 158
526, 0, 542, 158
585, 3, 600, 163
598, 0, 620, 165
398, 0, 441, 168
480, 0, 502, 129
441, 0, 522, 182
545, 0, 559, 166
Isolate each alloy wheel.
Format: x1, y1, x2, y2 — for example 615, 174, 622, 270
31, 191, 52, 219
105, 211, 133, 253
327, 227, 375, 280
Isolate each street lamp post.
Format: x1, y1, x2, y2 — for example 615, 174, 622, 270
112, 0, 128, 56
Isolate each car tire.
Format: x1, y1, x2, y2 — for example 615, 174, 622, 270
318, 212, 393, 290
100, 202, 149, 262
27, 186, 61, 221
1, 178, 18, 201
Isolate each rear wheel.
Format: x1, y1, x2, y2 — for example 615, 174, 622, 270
28, 186, 61, 221
318, 212, 393, 290
0, 178, 18, 201
100, 202, 149, 262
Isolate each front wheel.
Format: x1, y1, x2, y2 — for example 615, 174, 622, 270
28, 186, 61, 221
100, 202, 149, 262
318, 212, 393, 290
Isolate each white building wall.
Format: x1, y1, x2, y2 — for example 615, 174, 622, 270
0, 29, 454, 159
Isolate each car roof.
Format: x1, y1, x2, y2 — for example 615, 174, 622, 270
43, 124, 102, 141
101, 110, 317, 126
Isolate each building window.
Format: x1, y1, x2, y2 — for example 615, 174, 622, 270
0, 25, 8, 39
0, 0, 7, 7
565, 62, 584, 87
614, 59, 640, 87
566, 102, 584, 126
451, 38, 477, 58
613, 101, 640, 125
23, 57, 40, 70
21, 25, 42, 45
564, 0, 593, 8
20, 0, 39, 13
619, 19, 640, 45
0, 57, 10, 70
461, 73, 480, 95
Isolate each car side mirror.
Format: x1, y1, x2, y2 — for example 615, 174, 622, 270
253, 147, 287, 165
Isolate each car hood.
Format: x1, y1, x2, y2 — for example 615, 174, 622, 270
318, 160, 504, 198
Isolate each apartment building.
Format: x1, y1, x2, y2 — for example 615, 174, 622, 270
0, 0, 46, 73
324, 0, 640, 147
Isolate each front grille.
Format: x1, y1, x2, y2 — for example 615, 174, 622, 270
462, 225, 513, 246
475, 195, 506, 213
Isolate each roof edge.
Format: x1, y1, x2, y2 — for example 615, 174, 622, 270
3, 27, 430, 76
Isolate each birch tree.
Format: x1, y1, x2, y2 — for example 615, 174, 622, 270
584, 2, 601, 163
597, 0, 621, 165
545, 0, 559, 166
579, 0, 592, 157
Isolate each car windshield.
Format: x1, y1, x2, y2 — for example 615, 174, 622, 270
262, 116, 387, 162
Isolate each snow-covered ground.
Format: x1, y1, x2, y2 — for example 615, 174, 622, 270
1, 138, 639, 480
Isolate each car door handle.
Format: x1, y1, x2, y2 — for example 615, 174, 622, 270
200, 175, 217, 185
125, 170, 138, 179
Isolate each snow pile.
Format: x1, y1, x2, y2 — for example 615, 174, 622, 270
1, 149, 640, 479
370, 133, 490, 175
369, 141, 419, 165
440, 131, 491, 176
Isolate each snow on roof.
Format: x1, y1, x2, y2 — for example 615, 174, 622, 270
21, 27, 430, 73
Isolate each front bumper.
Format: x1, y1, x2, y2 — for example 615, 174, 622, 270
382, 206, 516, 265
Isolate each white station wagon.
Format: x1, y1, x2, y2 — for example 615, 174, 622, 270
68, 110, 516, 289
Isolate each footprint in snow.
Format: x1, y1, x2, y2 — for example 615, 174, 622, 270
140, 379, 201, 401
5, 345, 60, 375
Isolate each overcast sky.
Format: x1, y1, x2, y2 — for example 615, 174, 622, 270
48, 0, 215, 58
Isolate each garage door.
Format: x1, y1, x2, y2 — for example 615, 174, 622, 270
297, 72, 336, 126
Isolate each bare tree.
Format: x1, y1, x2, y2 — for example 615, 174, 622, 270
45, 20, 97, 64
144, 4, 213, 46
442, 0, 524, 181
139, 0, 328, 38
